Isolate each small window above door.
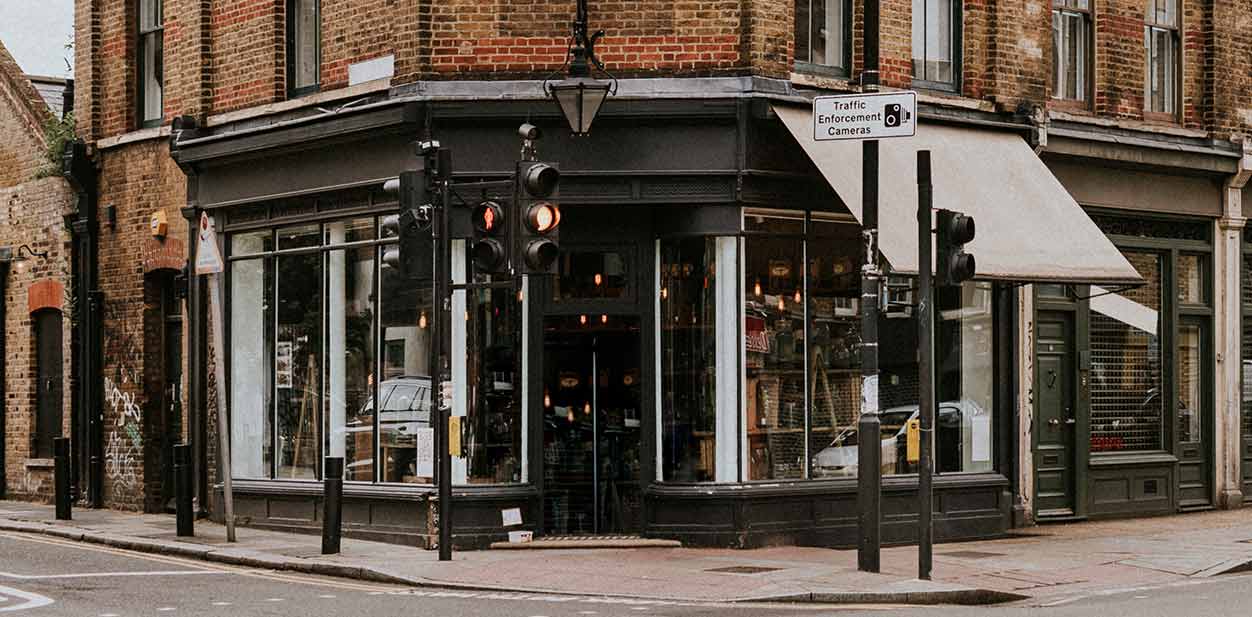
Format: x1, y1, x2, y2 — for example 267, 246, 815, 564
551, 249, 633, 303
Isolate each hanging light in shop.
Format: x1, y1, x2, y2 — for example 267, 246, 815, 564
753, 278, 762, 297
517, 288, 524, 302
580, 314, 588, 325
594, 273, 603, 286
777, 295, 785, 312
794, 288, 802, 304
583, 401, 591, 415
567, 408, 575, 422
660, 286, 668, 300
544, 390, 552, 408
418, 311, 428, 329
600, 314, 607, 324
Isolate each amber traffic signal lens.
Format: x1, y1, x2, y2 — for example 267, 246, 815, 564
527, 203, 560, 233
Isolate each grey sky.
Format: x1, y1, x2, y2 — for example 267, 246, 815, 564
0, 0, 74, 78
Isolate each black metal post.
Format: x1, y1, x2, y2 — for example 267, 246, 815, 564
857, 0, 883, 574
54, 437, 71, 520
174, 443, 194, 537
917, 151, 934, 580
435, 148, 454, 562
322, 457, 344, 555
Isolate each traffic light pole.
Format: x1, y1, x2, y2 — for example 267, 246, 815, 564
917, 151, 934, 581
857, 0, 883, 574
433, 150, 454, 562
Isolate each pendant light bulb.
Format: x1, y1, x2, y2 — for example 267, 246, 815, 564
418, 311, 428, 329
583, 401, 591, 415
544, 391, 552, 408
777, 295, 785, 311
753, 278, 762, 297
594, 273, 603, 286
794, 289, 802, 304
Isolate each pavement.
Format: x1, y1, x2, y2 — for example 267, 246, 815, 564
3, 500, 1252, 607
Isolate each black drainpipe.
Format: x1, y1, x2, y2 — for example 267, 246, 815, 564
63, 139, 103, 507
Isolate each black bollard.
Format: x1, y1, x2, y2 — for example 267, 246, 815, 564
322, 457, 343, 555
54, 438, 71, 520
174, 444, 194, 537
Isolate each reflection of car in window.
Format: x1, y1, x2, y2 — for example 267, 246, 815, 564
344, 376, 431, 479
812, 400, 983, 477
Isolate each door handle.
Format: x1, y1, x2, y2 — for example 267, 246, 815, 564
1065, 418, 1076, 425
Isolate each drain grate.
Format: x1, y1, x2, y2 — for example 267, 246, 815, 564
941, 550, 1005, 559
705, 565, 784, 574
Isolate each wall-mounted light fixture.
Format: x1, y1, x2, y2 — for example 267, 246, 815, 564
0, 244, 50, 275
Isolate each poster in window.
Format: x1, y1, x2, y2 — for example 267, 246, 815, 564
275, 341, 293, 389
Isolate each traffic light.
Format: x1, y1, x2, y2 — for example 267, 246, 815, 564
936, 209, 975, 287
381, 170, 433, 280
514, 161, 561, 274
471, 199, 509, 274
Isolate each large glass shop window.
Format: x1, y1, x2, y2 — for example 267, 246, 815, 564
1089, 251, 1163, 452
742, 211, 995, 480
227, 215, 520, 484
659, 238, 721, 481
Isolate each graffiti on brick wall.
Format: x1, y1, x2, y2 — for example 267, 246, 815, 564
104, 374, 142, 492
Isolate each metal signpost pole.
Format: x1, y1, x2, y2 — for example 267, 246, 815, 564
857, 0, 883, 574
917, 151, 935, 580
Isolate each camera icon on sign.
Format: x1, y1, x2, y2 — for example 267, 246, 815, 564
884, 103, 911, 128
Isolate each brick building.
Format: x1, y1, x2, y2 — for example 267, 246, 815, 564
0, 39, 76, 504
54, 0, 1252, 547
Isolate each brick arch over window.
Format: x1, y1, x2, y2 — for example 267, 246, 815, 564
142, 237, 186, 274
27, 280, 64, 315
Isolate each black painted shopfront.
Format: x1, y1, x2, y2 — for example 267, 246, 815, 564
172, 87, 1025, 549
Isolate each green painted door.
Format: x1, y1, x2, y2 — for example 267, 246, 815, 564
1035, 311, 1077, 517
1176, 318, 1211, 508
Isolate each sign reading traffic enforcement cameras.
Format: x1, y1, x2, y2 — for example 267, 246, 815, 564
812, 91, 917, 141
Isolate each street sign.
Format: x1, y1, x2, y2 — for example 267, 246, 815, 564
194, 212, 224, 275
813, 91, 917, 141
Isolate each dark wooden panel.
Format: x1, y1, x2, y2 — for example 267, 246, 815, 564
268, 497, 316, 522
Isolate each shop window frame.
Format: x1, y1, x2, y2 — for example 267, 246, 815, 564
1088, 211, 1213, 463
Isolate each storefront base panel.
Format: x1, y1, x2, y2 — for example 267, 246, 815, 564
1087, 458, 1177, 518
212, 484, 540, 550
644, 475, 1012, 549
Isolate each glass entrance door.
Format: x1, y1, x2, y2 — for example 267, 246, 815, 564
542, 315, 642, 535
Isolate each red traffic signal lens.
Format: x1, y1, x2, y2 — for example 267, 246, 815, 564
523, 163, 559, 198
472, 201, 504, 234
526, 203, 560, 233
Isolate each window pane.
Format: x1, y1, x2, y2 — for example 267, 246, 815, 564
1177, 324, 1202, 444
230, 256, 273, 478
275, 251, 322, 479
379, 259, 432, 483
278, 223, 320, 250
1090, 251, 1163, 452
1177, 254, 1204, 304
745, 218, 805, 481
326, 246, 376, 481
912, 0, 926, 77
1052, 11, 1062, 96
232, 230, 274, 256
912, 0, 955, 83
293, 0, 320, 90
140, 0, 162, 31
553, 250, 630, 301
325, 217, 375, 246
812, 0, 826, 64
141, 31, 163, 123
466, 283, 524, 484
821, 0, 845, 68
808, 220, 864, 479
660, 237, 719, 482
795, 0, 811, 63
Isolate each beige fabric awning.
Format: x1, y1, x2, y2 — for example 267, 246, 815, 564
774, 104, 1142, 285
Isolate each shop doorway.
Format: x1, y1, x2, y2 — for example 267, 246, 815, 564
1176, 317, 1211, 508
1034, 311, 1077, 517
542, 315, 643, 535
34, 309, 64, 459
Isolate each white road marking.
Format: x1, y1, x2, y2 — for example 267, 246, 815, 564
99, 614, 120, 617
211, 601, 231, 606
0, 584, 54, 613
264, 598, 285, 602
157, 607, 176, 612
318, 594, 336, 599
0, 570, 232, 580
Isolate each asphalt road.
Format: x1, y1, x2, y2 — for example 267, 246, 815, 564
4, 530, 1252, 617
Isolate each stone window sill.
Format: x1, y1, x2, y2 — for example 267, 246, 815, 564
24, 458, 54, 470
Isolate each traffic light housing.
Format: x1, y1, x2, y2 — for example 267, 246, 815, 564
381, 170, 433, 280
515, 161, 561, 274
471, 199, 509, 274
936, 209, 975, 287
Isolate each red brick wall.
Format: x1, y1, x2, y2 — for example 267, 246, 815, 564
1, 178, 76, 503
0, 42, 51, 188
95, 140, 189, 511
